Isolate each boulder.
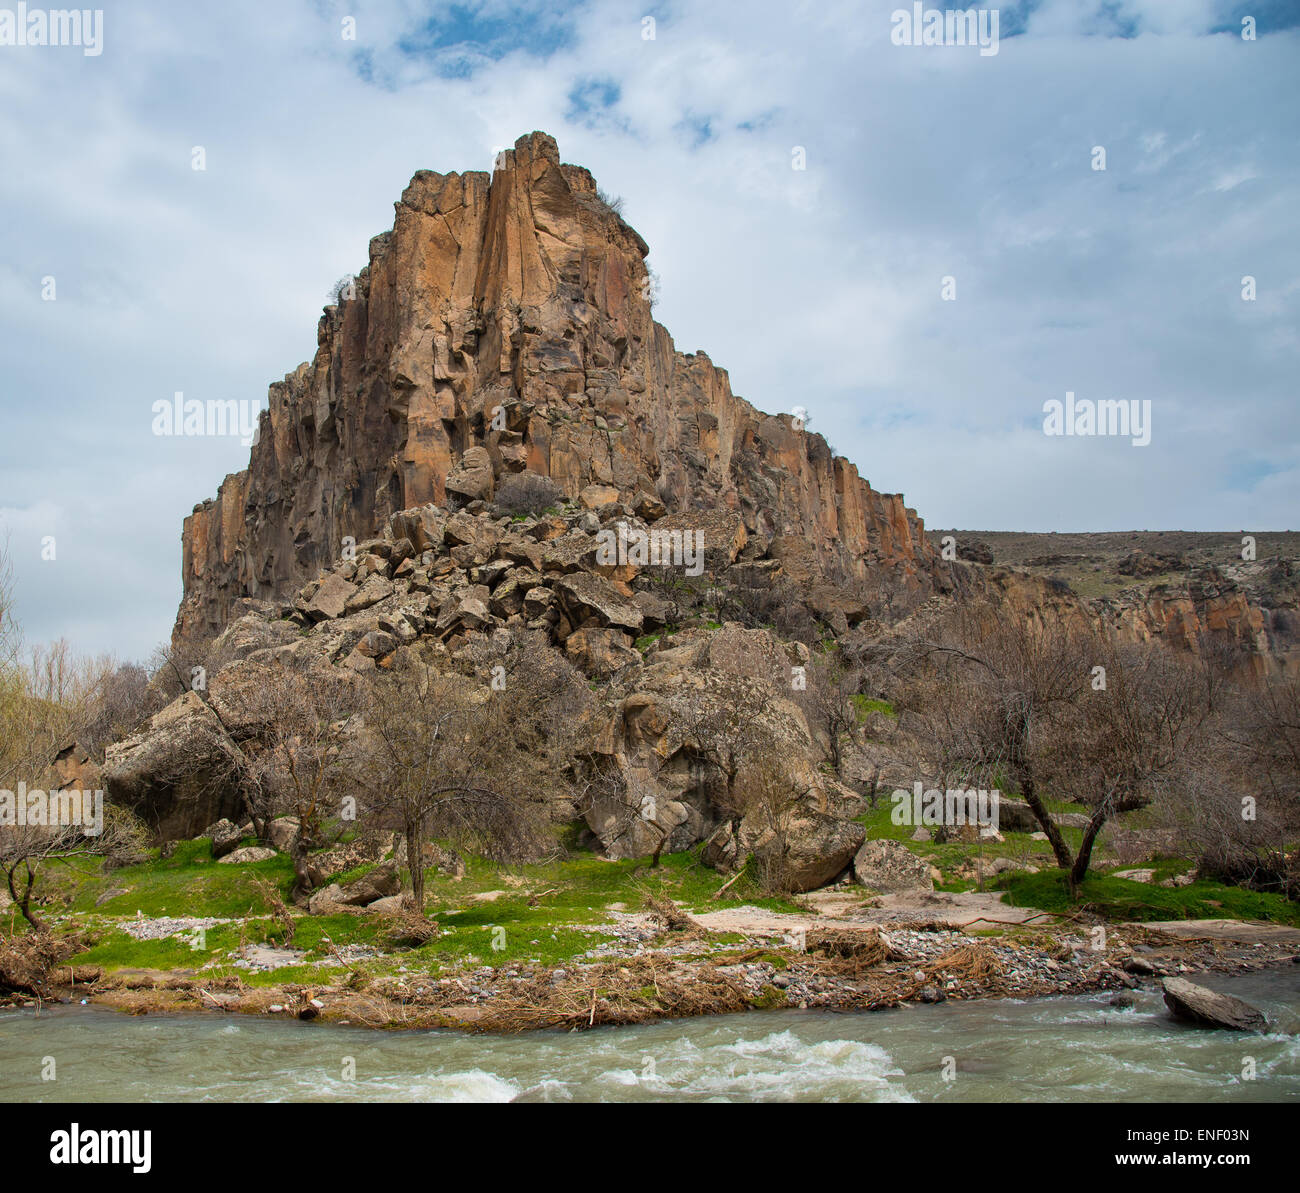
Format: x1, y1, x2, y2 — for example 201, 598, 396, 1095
996, 798, 1090, 833
337, 862, 401, 906
771, 811, 865, 892
266, 817, 299, 853
579, 483, 622, 510
446, 446, 495, 502
554, 573, 644, 633
103, 691, 244, 839
302, 572, 357, 621
389, 505, 446, 552
1162, 977, 1267, 1032
307, 884, 347, 915
995, 799, 1046, 833
588, 787, 699, 861
307, 835, 389, 885
366, 894, 409, 915
203, 818, 242, 859
344, 574, 394, 614
443, 510, 503, 552
565, 627, 641, 677
490, 570, 542, 617
217, 846, 277, 865
853, 839, 934, 893
704, 624, 791, 684
652, 510, 747, 571
704, 810, 864, 894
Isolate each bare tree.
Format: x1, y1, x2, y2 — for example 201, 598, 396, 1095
887, 604, 1222, 894
362, 636, 587, 908
1172, 675, 1300, 896
796, 646, 869, 779
1041, 639, 1221, 890
1, 808, 148, 931
208, 658, 366, 901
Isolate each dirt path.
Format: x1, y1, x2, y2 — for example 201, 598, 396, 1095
693, 890, 1052, 937
1124, 919, 1300, 948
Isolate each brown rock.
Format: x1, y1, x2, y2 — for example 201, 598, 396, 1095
173, 132, 939, 643
303, 573, 357, 621
1162, 977, 1267, 1032
554, 573, 644, 633
565, 627, 641, 677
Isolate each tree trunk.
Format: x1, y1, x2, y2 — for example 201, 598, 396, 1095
405, 820, 425, 911
1069, 801, 1113, 896
828, 721, 842, 777
1021, 778, 1074, 871
289, 832, 314, 903
7, 862, 44, 932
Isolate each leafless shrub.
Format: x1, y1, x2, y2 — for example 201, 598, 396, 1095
327, 274, 356, 304
715, 577, 821, 644
195, 657, 367, 901
492, 471, 564, 518
595, 186, 624, 216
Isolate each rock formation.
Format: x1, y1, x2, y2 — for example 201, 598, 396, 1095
176, 131, 939, 644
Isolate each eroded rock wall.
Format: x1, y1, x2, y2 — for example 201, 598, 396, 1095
176, 132, 937, 642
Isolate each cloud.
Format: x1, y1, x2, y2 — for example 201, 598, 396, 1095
0, 0, 1296, 659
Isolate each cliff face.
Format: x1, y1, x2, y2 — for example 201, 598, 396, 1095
176, 132, 937, 641
928, 532, 1300, 680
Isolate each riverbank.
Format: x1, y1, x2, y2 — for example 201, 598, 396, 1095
7, 829, 1300, 1035
19, 909, 1300, 1034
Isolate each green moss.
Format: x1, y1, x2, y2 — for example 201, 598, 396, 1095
999, 870, 1300, 926
64, 846, 295, 919
851, 695, 896, 722
331, 861, 377, 887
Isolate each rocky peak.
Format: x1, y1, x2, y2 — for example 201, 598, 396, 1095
175, 131, 939, 642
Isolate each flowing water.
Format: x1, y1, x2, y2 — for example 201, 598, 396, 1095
3, 967, 1297, 1102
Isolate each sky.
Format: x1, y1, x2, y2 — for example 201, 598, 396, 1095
0, 0, 1297, 661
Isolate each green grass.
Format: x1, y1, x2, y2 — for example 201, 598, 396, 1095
851, 695, 896, 722
34, 843, 803, 983
55, 839, 294, 918
855, 799, 1092, 893
998, 870, 1300, 926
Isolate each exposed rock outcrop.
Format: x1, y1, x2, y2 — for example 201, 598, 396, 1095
175, 131, 939, 643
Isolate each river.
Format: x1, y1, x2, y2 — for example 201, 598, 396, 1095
2, 967, 1297, 1102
